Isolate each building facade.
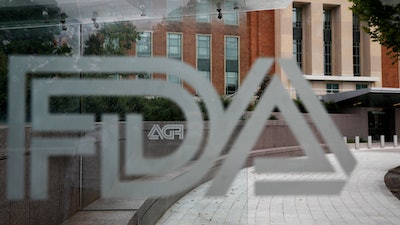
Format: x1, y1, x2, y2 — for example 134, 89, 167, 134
128, 0, 398, 98
130, 0, 257, 95
273, 0, 382, 97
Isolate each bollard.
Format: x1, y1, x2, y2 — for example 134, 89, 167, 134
368, 136, 372, 149
343, 136, 347, 143
394, 135, 398, 147
355, 136, 360, 150
380, 135, 385, 148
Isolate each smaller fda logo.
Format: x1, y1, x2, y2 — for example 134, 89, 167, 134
148, 124, 184, 140
7, 56, 356, 200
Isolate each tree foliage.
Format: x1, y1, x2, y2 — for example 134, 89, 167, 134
0, 1, 71, 122
50, 96, 185, 121
84, 22, 140, 55
349, 0, 400, 59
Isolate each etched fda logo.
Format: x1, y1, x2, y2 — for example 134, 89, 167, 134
7, 56, 356, 200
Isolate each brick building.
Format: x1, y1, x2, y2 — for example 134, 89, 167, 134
128, 0, 400, 97
128, 0, 282, 96
126, 0, 400, 140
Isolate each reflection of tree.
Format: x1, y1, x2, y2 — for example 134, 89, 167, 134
0, 0, 71, 122
349, 0, 400, 60
83, 22, 140, 55
80, 22, 143, 120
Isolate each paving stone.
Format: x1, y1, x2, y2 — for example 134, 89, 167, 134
156, 150, 400, 225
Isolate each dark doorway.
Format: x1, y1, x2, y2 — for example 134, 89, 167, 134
368, 109, 395, 141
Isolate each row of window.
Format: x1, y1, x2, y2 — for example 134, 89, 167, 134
136, 32, 239, 94
136, 0, 239, 25
326, 83, 368, 94
167, 0, 238, 25
292, 6, 361, 76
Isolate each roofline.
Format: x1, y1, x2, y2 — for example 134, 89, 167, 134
321, 87, 400, 103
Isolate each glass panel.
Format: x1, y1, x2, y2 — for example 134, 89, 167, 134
136, 31, 152, 57
167, 0, 182, 21
2, 1, 378, 225
326, 83, 339, 94
293, 6, 302, 69
225, 36, 239, 94
323, 9, 332, 76
353, 14, 361, 76
196, 0, 211, 23
223, 1, 238, 25
167, 33, 182, 59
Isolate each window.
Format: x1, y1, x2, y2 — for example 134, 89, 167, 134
167, 0, 182, 21
136, 32, 152, 57
353, 14, 361, 76
326, 83, 339, 94
356, 84, 368, 89
196, 0, 210, 23
293, 6, 303, 69
323, 9, 332, 76
167, 33, 182, 60
136, 32, 152, 79
197, 35, 211, 81
225, 36, 239, 95
167, 33, 182, 84
224, 2, 238, 25
167, 75, 181, 84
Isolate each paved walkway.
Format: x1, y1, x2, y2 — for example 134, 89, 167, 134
156, 149, 400, 225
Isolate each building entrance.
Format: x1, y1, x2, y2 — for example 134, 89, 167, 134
368, 109, 395, 141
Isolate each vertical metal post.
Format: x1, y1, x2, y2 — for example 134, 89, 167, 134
355, 136, 360, 150
368, 136, 372, 149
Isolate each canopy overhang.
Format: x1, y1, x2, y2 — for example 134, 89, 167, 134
322, 88, 400, 108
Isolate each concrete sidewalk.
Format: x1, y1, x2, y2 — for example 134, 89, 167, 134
156, 149, 400, 225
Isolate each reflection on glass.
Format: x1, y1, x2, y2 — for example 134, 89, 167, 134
225, 36, 239, 95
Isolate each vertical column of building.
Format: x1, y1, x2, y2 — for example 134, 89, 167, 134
371, 42, 383, 88
335, 3, 354, 92
274, 5, 292, 59
361, 29, 382, 87
152, 23, 167, 80
381, 46, 400, 87
334, 3, 353, 77
211, 21, 225, 94
238, 13, 249, 88
307, 2, 324, 76
247, 11, 259, 65
274, 4, 293, 92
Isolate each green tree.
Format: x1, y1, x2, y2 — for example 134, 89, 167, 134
80, 21, 142, 119
349, 0, 400, 59
84, 22, 140, 56
0, 1, 71, 122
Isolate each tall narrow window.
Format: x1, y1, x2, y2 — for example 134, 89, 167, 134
167, 0, 182, 21
323, 9, 332, 76
224, 2, 238, 25
293, 6, 303, 69
197, 35, 211, 81
353, 14, 361, 76
136, 32, 152, 57
136, 32, 152, 79
225, 36, 239, 95
196, 0, 210, 23
167, 33, 182, 84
